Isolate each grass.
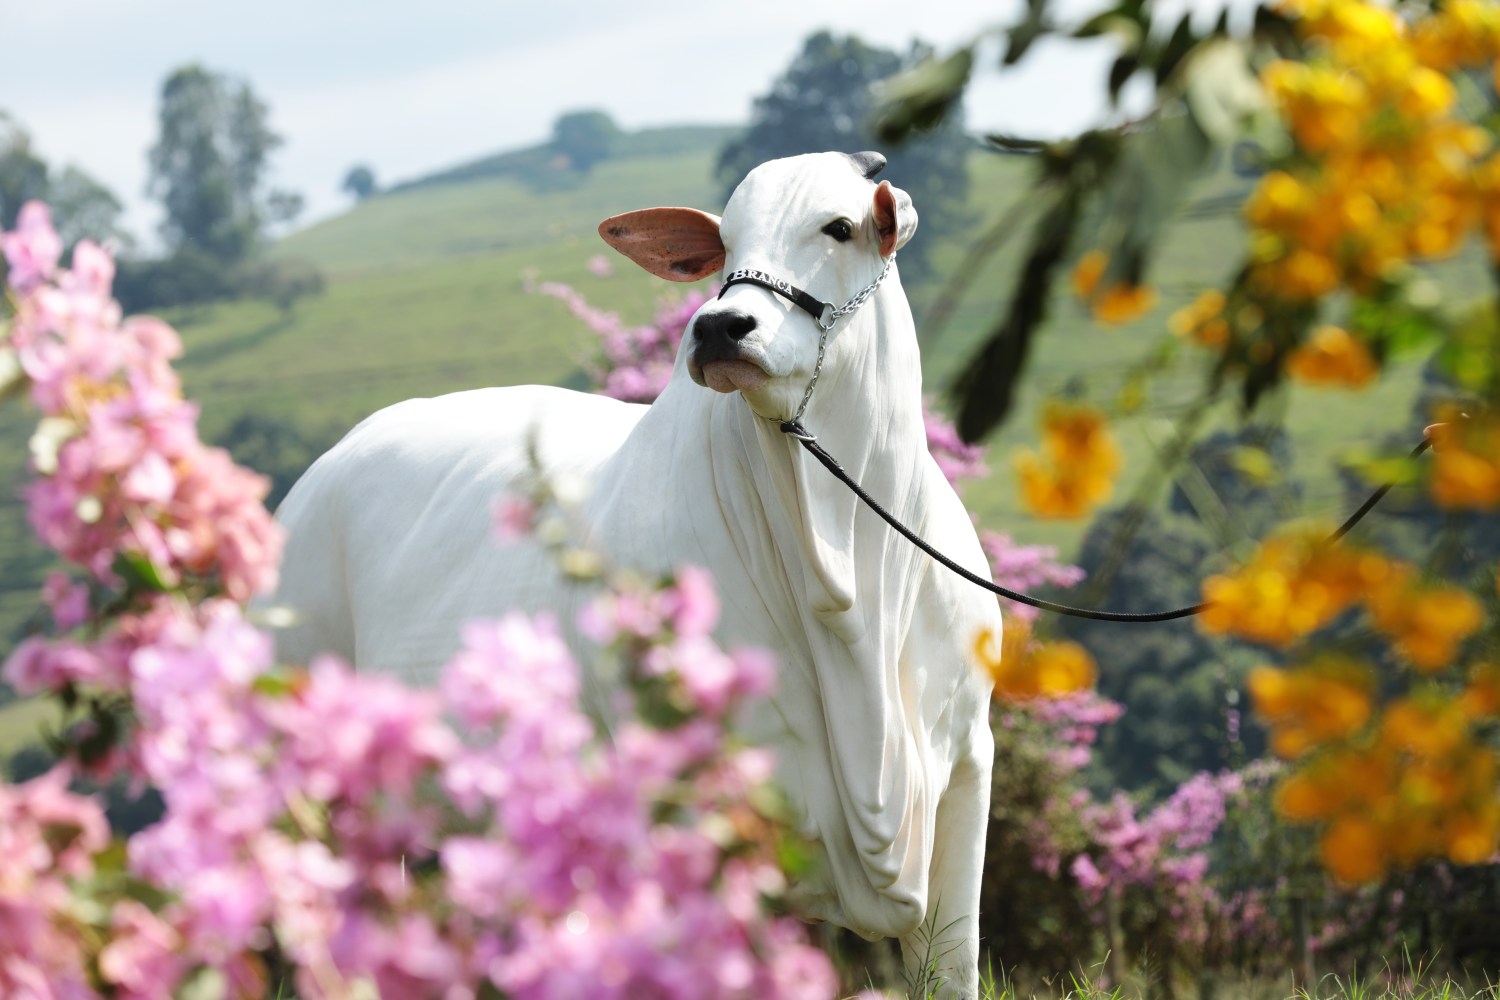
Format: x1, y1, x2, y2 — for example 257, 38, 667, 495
851, 958, 1500, 1000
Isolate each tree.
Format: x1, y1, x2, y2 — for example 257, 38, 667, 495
0, 113, 126, 248
147, 65, 300, 263
551, 110, 619, 174
0, 114, 48, 231
341, 163, 378, 201
716, 32, 972, 286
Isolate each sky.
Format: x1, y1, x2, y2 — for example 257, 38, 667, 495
0, 0, 1240, 244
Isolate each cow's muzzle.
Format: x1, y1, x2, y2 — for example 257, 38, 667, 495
690, 309, 770, 393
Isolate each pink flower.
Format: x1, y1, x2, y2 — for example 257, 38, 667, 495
42, 571, 91, 631
1070, 853, 1108, 896
492, 493, 536, 541
3, 635, 119, 694
665, 564, 719, 638
99, 901, 187, 1000
1, 201, 63, 292
923, 401, 987, 487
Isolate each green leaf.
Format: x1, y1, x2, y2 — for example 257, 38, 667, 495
251, 671, 298, 698
873, 46, 975, 143
1108, 53, 1140, 103
1005, 0, 1053, 65
1343, 451, 1423, 489
112, 550, 173, 594
1154, 12, 1200, 86
1438, 299, 1500, 395
1230, 446, 1278, 485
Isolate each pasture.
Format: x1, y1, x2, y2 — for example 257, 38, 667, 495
2, 122, 1499, 997
1, 123, 1480, 723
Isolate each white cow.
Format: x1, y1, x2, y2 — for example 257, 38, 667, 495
269, 151, 999, 996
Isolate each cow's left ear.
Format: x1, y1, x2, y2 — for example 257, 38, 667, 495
872, 180, 918, 258
598, 208, 725, 282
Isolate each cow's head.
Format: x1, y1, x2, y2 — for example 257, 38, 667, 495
599, 151, 918, 420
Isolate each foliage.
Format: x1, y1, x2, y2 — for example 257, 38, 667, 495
552, 109, 621, 175
717, 31, 972, 287
878, 0, 1500, 889
148, 64, 302, 264
340, 163, 378, 201
0, 205, 841, 998
0, 112, 128, 250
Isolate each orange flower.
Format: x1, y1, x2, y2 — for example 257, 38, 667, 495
1071, 250, 1108, 299
975, 618, 1097, 701
1381, 695, 1469, 758
1321, 812, 1388, 884
1248, 658, 1375, 758
1286, 325, 1379, 388
1030, 640, 1098, 696
1091, 282, 1157, 325
1201, 528, 1389, 647
1013, 403, 1120, 519
1427, 410, 1500, 509
1444, 804, 1500, 864
1460, 662, 1500, 718
1366, 572, 1484, 672
1169, 290, 1230, 348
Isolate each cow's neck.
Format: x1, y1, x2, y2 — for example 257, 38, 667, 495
687, 279, 931, 635
601, 278, 948, 931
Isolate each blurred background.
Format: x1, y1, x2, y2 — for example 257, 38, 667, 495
5, 1, 1500, 986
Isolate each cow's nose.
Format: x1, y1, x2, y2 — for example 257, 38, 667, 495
695, 309, 757, 343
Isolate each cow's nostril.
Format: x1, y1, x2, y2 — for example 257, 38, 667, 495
696, 310, 757, 343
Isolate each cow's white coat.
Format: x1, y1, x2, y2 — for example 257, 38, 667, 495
269, 152, 999, 996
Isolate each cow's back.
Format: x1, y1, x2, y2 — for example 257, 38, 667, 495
268, 384, 647, 684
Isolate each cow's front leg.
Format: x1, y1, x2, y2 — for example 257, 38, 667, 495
899, 730, 992, 1000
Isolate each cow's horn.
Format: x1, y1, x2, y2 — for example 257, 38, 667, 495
849, 151, 886, 179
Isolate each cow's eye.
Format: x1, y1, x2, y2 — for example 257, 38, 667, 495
822, 219, 855, 243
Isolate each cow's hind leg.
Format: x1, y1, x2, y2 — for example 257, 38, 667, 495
899, 733, 992, 1000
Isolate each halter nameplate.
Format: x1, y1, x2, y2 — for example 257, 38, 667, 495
713, 255, 895, 424
719, 269, 835, 330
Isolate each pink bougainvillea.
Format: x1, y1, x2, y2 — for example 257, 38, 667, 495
0, 204, 837, 999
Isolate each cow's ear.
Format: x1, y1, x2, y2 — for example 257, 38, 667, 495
598, 208, 725, 282
872, 181, 918, 258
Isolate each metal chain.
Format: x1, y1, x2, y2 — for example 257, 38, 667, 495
824, 254, 895, 328
785, 254, 896, 427
787, 326, 829, 426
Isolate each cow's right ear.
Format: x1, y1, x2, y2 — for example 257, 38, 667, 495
598, 208, 725, 282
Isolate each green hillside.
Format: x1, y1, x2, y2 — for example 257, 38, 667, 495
3, 124, 1486, 700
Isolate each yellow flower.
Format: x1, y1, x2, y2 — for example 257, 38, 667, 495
1366, 572, 1484, 672
1380, 695, 1469, 758
1013, 403, 1121, 519
1286, 325, 1379, 387
975, 617, 1097, 701
1248, 658, 1374, 758
1030, 640, 1098, 696
1201, 529, 1389, 646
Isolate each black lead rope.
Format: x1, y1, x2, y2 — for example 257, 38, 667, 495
778, 418, 1434, 624
719, 258, 1433, 622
